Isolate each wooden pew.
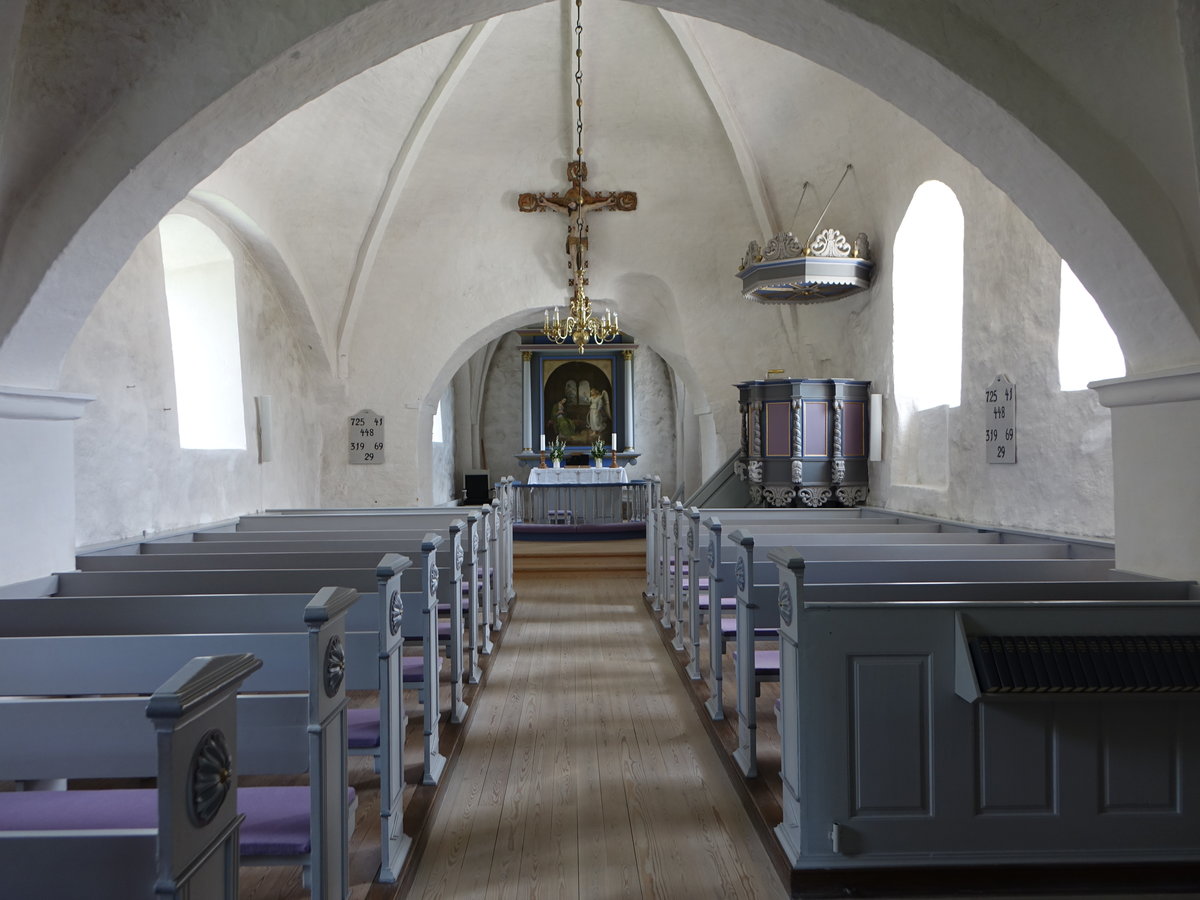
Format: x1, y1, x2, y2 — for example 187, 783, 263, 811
659, 503, 988, 642
662, 506, 1002, 663
724, 533, 1125, 776
77, 534, 473, 725
152, 513, 488, 681
0, 653, 258, 900
1, 556, 416, 883
765, 556, 1200, 872
215, 506, 501, 650
242, 505, 511, 633
690, 516, 1110, 708
641, 476, 664, 602
0, 587, 360, 898
58, 548, 452, 788
648, 504, 910, 613
57, 540, 450, 789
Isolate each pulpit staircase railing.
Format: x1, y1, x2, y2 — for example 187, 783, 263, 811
684, 450, 749, 509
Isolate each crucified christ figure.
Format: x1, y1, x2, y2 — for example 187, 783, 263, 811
518, 160, 637, 274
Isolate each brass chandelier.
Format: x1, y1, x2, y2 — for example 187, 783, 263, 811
540, 0, 622, 353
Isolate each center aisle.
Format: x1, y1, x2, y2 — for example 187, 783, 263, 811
402, 567, 786, 899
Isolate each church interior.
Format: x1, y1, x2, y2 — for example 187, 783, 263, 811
2, 1, 1200, 897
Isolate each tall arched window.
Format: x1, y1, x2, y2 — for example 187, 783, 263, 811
159, 215, 246, 450
890, 181, 963, 488
431, 400, 444, 444
1058, 260, 1125, 390
893, 181, 964, 412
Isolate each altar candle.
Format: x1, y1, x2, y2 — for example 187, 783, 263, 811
540, 435, 546, 451
611, 432, 618, 451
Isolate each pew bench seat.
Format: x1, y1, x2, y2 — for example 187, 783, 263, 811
731, 648, 781, 690
346, 707, 381, 750
0, 786, 358, 860
719, 616, 777, 641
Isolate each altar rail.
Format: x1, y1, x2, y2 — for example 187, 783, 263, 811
513, 480, 651, 526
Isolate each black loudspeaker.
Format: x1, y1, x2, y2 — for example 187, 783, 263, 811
464, 471, 490, 505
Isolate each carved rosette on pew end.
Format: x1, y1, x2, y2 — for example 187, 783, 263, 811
735, 377, 870, 508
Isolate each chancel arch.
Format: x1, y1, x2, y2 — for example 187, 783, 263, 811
1, 1, 1198, 587
2, 0, 1197, 392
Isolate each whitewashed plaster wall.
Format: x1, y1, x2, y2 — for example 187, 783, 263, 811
60, 224, 326, 547
830, 103, 1117, 539
477, 332, 677, 488
318, 3, 1117, 538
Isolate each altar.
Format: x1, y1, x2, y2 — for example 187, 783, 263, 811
528, 466, 629, 485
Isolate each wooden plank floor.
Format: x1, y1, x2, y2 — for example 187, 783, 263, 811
403, 569, 788, 899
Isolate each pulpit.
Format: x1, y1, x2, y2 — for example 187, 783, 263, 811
735, 377, 871, 507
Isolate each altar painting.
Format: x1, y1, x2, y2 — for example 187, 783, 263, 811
542, 357, 614, 446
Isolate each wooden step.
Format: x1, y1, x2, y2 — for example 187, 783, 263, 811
513, 539, 646, 576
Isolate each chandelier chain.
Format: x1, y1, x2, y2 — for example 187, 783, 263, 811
541, 0, 622, 353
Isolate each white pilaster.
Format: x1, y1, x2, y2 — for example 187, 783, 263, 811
0, 386, 94, 586
1092, 365, 1200, 582
521, 351, 533, 452
623, 349, 635, 450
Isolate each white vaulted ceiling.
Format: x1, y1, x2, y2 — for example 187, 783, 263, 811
187, 2, 910, 375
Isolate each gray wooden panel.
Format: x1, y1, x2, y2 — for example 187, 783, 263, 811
54, 567, 379, 595
715, 541, 1073, 561
0, 832, 159, 900
772, 589, 1200, 869
792, 579, 1195, 606
696, 507, 871, 520
236, 512, 469, 531
0, 593, 378, 636
850, 654, 931, 816
0, 631, 380, 694
1101, 703, 1180, 812
723, 522, 941, 534
719, 530, 1001, 545
976, 702, 1056, 814
264, 506, 487, 515
742, 558, 1116, 589
194, 528, 460, 543
140, 537, 437, 554
76, 550, 407, 571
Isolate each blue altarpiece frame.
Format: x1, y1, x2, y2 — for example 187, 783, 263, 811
516, 332, 637, 468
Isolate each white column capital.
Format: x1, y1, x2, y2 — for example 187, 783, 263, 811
1091, 365, 1200, 408
0, 385, 95, 421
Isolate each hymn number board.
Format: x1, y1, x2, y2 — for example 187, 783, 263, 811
985, 375, 1016, 464
349, 409, 385, 465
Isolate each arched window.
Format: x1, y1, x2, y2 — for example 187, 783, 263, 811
159, 215, 246, 450
431, 400, 445, 444
893, 181, 964, 412
1058, 260, 1124, 390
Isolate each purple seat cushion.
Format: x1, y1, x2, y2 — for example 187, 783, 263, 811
680, 576, 709, 590
239, 785, 355, 857
402, 654, 444, 683
0, 788, 156, 831
0, 784, 358, 860
346, 706, 380, 749
731, 648, 780, 679
697, 594, 737, 611
719, 617, 778, 640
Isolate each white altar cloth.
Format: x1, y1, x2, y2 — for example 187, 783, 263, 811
528, 466, 629, 485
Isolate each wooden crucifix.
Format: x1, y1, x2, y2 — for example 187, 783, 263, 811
518, 160, 637, 285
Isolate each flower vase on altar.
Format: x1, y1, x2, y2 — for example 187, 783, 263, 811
552, 458, 561, 469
